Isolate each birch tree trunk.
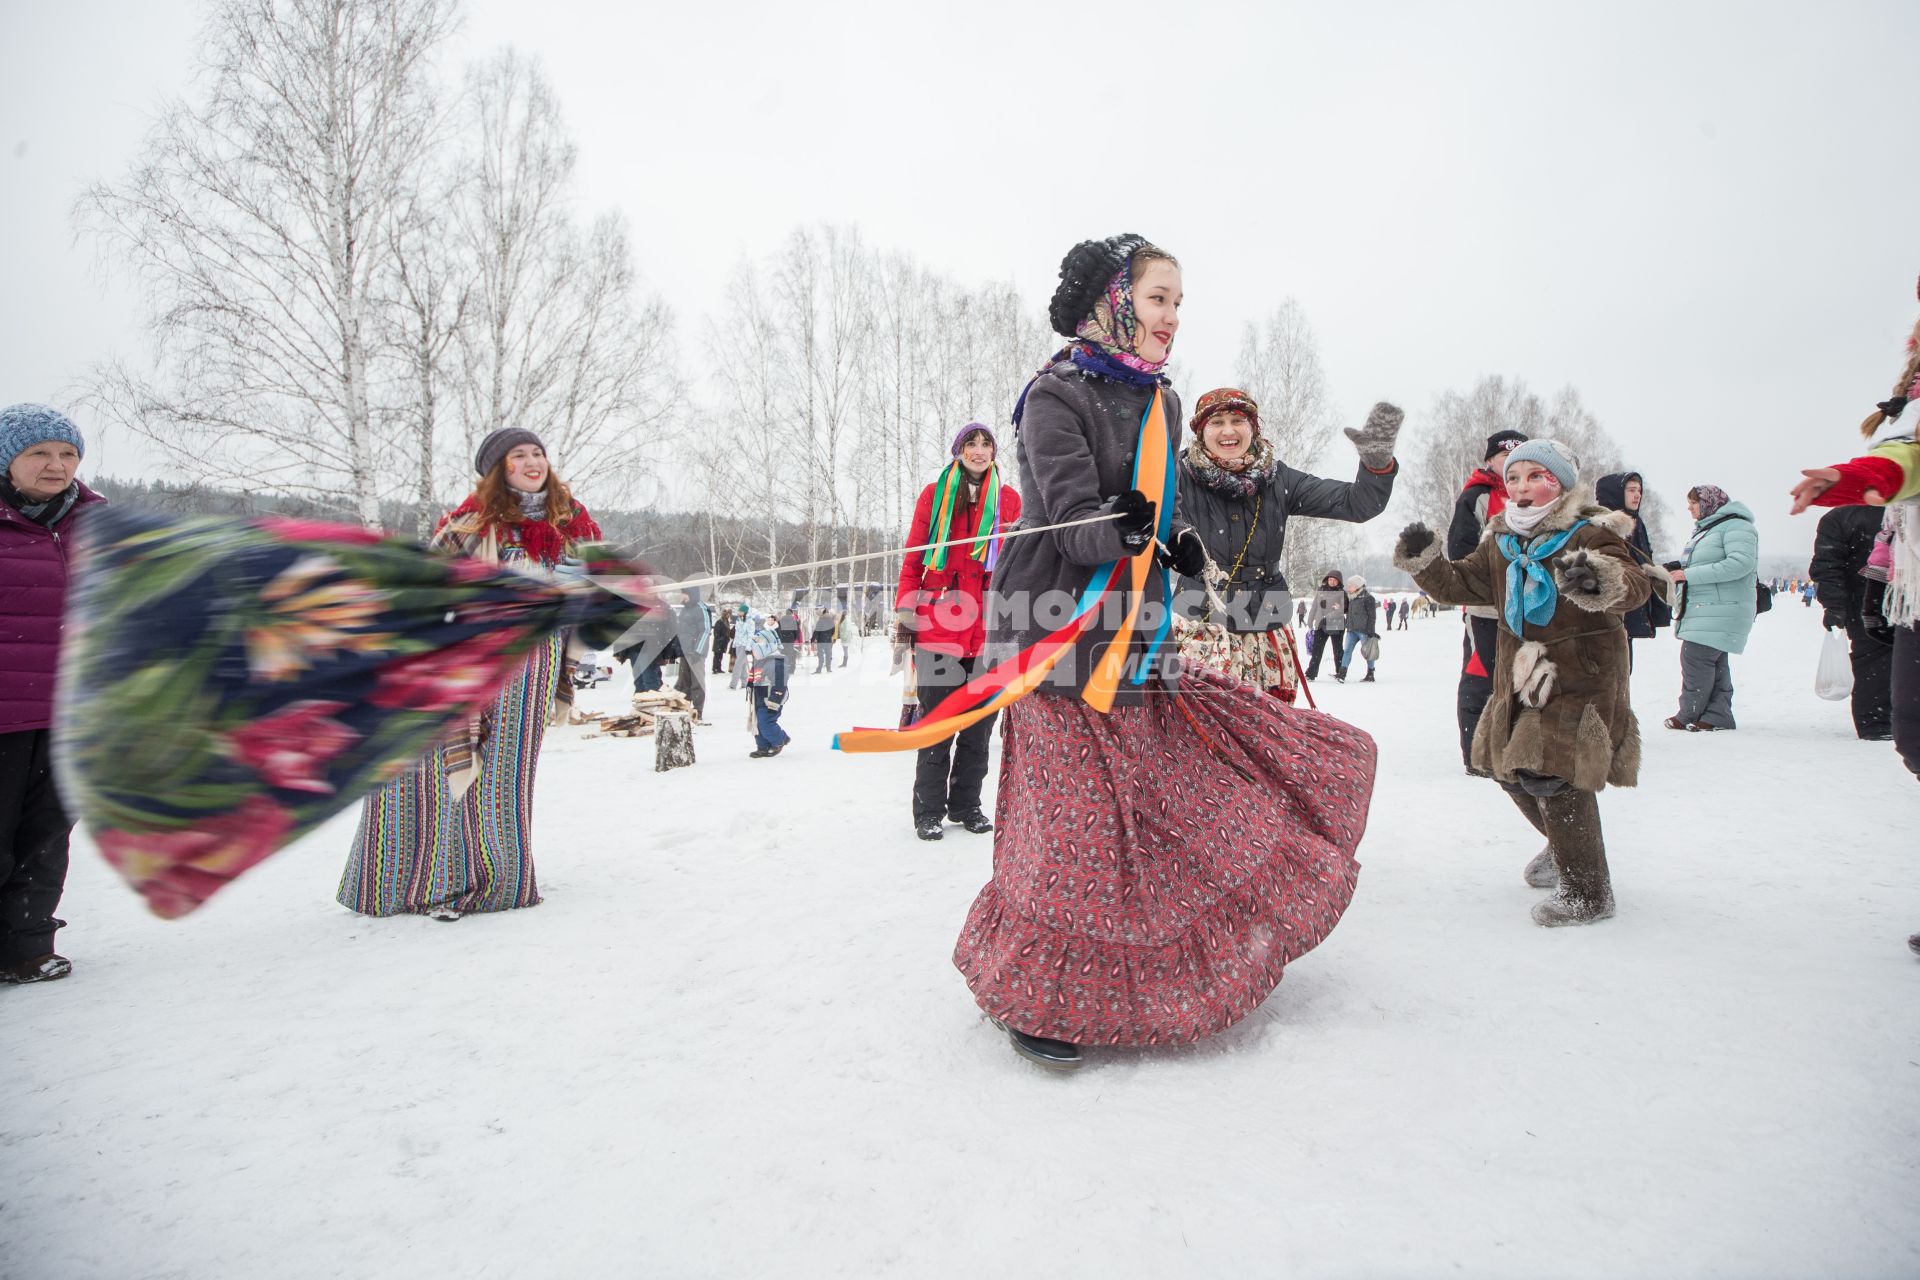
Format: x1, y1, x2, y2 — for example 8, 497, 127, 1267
76, 0, 455, 527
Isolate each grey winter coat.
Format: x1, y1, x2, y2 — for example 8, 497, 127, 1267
984, 362, 1192, 706
1307, 582, 1348, 632
1172, 443, 1395, 632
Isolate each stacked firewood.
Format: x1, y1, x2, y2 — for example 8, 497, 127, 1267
580, 691, 701, 738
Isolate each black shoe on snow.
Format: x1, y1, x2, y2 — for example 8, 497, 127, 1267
916, 820, 945, 841
952, 812, 993, 835
1909, 933, 1920, 957
1361, 673, 1376, 682
992, 1019, 1082, 1070
0, 953, 72, 984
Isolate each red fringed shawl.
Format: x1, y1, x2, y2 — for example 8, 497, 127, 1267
436, 495, 603, 567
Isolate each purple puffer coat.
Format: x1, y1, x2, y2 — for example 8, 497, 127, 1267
0, 483, 107, 733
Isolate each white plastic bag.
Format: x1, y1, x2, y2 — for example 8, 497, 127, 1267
1814, 628, 1852, 701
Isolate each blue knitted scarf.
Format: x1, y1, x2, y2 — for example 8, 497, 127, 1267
1497, 520, 1588, 636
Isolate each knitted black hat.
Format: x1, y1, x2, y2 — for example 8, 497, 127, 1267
1484, 431, 1529, 462
1048, 233, 1151, 338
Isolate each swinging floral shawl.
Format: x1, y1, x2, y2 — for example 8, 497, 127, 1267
53, 508, 651, 918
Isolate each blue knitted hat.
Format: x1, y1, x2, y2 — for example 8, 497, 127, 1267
0, 403, 85, 470
1504, 438, 1579, 492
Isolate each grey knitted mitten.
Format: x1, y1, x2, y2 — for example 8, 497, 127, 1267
1342, 402, 1404, 470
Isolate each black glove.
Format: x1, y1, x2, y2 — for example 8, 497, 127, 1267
1156, 527, 1208, 578
1560, 549, 1601, 595
1396, 522, 1436, 561
1107, 489, 1157, 552
1821, 608, 1844, 632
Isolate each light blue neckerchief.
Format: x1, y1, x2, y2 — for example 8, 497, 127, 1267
1497, 520, 1588, 636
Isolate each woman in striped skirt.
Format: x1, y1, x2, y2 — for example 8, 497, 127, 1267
338, 428, 602, 921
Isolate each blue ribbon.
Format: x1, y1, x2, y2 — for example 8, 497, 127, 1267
1497, 520, 1587, 636
1129, 394, 1177, 687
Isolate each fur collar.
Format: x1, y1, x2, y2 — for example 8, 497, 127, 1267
1485, 485, 1625, 540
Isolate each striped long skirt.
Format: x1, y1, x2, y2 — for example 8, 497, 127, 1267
337, 634, 563, 916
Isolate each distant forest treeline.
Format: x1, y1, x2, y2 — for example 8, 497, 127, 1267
88, 476, 894, 609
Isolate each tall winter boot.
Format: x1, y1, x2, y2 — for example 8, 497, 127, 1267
1503, 787, 1559, 888
1531, 789, 1614, 926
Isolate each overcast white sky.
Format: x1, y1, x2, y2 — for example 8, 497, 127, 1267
6, 0, 1918, 559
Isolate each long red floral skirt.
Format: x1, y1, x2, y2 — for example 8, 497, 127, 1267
953, 667, 1375, 1046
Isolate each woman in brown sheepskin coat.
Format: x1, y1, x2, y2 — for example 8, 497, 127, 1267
1393, 440, 1657, 926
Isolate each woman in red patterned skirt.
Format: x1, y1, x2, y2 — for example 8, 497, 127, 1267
953, 235, 1384, 1069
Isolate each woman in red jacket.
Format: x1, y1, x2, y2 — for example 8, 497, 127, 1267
895, 425, 1021, 841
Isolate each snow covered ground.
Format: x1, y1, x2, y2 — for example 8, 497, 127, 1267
6, 606, 1917, 1279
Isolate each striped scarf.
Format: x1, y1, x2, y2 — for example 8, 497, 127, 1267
923, 462, 1002, 572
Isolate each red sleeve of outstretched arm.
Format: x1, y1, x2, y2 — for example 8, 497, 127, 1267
1813, 456, 1906, 507
896, 484, 935, 611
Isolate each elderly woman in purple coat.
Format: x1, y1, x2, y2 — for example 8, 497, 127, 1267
0, 404, 106, 985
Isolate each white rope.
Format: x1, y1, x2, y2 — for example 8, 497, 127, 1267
623, 511, 1124, 596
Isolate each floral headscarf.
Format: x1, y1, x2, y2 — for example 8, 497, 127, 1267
1688, 485, 1731, 520
1074, 265, 1167, 376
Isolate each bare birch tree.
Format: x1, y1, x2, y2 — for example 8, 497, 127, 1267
705, 260, 798, 602
1233, 300, 1348, 589
76, 0, 456, 527
1399, 375, 1548, 529
1234, 299, 1337, 471
451, 49, 680, 501
386, 179, 469, 536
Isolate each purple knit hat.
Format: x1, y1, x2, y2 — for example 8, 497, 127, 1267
950, 423, 997, 458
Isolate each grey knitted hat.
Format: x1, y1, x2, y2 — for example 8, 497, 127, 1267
474, 427, 544, 478
1503, 438, 1579, 492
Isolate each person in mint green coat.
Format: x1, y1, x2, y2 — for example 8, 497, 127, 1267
1666, 485, 1758, 731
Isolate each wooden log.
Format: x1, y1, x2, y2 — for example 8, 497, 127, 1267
654, 710, 696, 771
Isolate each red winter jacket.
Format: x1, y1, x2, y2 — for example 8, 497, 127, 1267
0, 482, 108, 733
895, 477, 1021, 659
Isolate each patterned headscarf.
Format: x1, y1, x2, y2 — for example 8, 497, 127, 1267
1190, 388, 1261, 438
1688, 485, 1731, 520
1074, 265, 1168, 376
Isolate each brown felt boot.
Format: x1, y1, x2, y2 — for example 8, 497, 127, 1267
1503, 789, 1559, 889
1531, 789, 1615, 926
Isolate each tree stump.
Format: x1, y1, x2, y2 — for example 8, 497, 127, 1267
654, 711, 695, 772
